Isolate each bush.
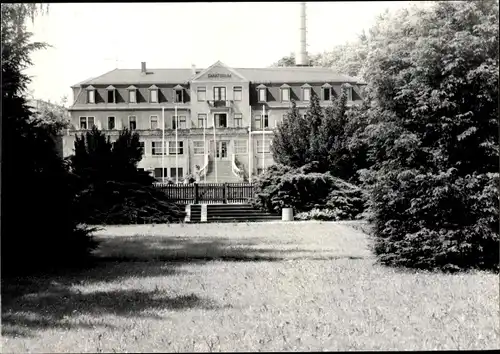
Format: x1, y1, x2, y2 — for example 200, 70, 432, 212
251, 163, 367, 220
296, 208, 343, 221
371, 169, 499, 272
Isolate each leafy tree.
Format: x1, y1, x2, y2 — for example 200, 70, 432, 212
362, 0, 499, 271
1, 4, 97, 276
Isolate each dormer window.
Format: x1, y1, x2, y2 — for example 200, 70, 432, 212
280, 84, 290, 102
86, 85, 95, 104
322, 83, 332, 101
174, 85, 184, 103
343, 83, 353, 101
128, 85, 137, 103
149, 84, 158, 103
257, 84, 267, 102
301, 83, 311, 102
106, 85, 116, 103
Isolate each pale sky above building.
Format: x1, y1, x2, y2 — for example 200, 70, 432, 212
26, 1, 416, 104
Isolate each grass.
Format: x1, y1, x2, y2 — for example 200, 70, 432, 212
2, 221, 499, 352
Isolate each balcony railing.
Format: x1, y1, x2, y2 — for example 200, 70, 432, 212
208, 100, 233, 108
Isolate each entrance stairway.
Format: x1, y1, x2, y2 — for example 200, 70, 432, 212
189, 204, 281, 223
203, 160, 241, 183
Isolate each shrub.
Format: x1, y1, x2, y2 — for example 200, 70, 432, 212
252, 163, 367, 220
371, 170, 499, 272
295, 208, 343, 221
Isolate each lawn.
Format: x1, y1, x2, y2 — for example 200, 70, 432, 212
2, 222, 499, 352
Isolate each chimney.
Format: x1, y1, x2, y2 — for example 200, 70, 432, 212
191, 64, 196, 75
141, 62, 146, 74
296, 2, 309, 66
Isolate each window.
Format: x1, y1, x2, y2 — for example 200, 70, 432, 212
256, 139, 271, 153
257, 168, 263, 176
174, 89, 184, 103
234, 140, 247, 154
172, 115, 187, 129
154, 168, 168, 179
213, 87, 226, 101
258, 88, 267, 102
79, 116, 95, 129
234, 113, 243, 127
303, 87, 311, 101
233, 86, 242, 101
150, 115, 159, 129
139, 142, 145, 154
107, 89, 116, 103
281, 88, 290, 102
215, 113, 227, 128
193, 141, 205, 155
170, 167, 183, 179
129, 116, 137, 130
198, 113, 207, 128
323, 87, 331, 101
150, 89, 158, 103
152, 141, 166, 155
107, 116, 115, 130
87, 90, 95, 104
255, 115, 269, 129
129, 90, 137, 103
197, 87, 206, 101
282, 113, 288, 121
169, 141, 184, 155
346, 87, 353, 101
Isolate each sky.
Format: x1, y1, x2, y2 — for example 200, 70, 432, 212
25, 1, 415, 105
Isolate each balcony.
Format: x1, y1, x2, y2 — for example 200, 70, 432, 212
207, 100, 233, 111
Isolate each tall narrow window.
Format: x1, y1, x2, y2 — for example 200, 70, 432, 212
281, 88, 290, 102
128, 86, 137, 103
174, 85, 184, 103
150, 89, 158, 103
178, 116, 186, 129
129, 116, 137, 130
197, 87, 206, 101
150, 115, 159, 129
234, 113, 243, 127
107, 116, 115, 130
323, 87, 330, 101
213, 87, 226, 101
303, 87, 311, 101
346, 87, 353, 101
233, 86, 242, 101
87, 90, 95, 104
198, 113, 207, 128
107, 86, 116, 103
258, 88, 267, 102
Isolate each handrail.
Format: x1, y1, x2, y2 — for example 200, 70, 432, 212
199, 153, 210, 178
232, 154, 242, 178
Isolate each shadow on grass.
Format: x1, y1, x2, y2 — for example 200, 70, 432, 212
2, 232, 368, 338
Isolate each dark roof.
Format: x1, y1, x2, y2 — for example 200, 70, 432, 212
72, 66, 361, 87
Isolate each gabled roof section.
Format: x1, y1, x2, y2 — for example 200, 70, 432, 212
191, 60, 248, 82
106, 85, 116, 90
173, 84, 184, 90
85, 85, 95, 90
127, 85, 137, 90
321, 83, 332, 88
343, 83, 353, 88
256, 84, 267, 89
149, 84, 159, 89
280, 83, 291, 88
301, 83, 312, 88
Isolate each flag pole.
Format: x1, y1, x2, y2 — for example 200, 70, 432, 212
248, 105, 252, 183
262, 105, 265, 174
175, 105, 178, 184
203, 115, 206, 183
213, 113, 218, 183
162, 106, 165, 183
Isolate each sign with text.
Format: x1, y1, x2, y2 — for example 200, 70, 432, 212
208, 73, 232, 79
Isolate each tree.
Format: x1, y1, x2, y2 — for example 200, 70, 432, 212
70, 127, 185, 225
2, 4, 97, 276
362, 1, 499, 271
